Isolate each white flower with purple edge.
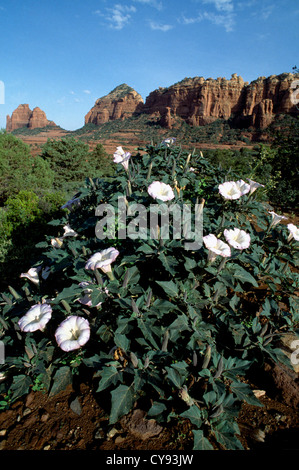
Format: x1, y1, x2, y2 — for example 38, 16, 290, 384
268, 211, 287, 229
224, 228, 251, 250
287, 223, 299, 242
63, 224, 78, 237
113, 146, 131, 171
219, 180, 250, 200
203, 234, 231, 262
85, 247, 120, 274
161, 137, 176, 147
147, 181, 175, 202
247, 178, 265, 195
18, 304, 52, 333
55, 316, 90, 352
20, 267, 41, 285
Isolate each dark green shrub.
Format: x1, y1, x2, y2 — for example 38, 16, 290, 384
0, 142, 298, 450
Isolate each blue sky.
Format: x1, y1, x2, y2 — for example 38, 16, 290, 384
0, 0, 298, 130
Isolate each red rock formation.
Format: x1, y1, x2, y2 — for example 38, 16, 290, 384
6, 104, 56, 132
85, 84, 144, 125
143, 73, 299, 129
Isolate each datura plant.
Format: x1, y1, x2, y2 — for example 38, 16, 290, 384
0, 141, 298, 450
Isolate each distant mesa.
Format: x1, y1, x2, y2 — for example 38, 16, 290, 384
6, 104, 56, 132
84, 84, 144, 125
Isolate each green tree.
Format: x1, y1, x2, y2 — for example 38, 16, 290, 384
40, 137, 113, 192
0, 133, 54, 203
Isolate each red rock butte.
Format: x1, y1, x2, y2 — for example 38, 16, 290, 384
85, 72, 299, 130
85, 84, 144, 126
6, 104, 56, 132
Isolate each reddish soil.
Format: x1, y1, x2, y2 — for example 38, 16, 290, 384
0, 358, 298, 451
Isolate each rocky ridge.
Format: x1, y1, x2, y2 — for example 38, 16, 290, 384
142, 73, 299, 129
6, 104, 56, 132
85, 84, 144, 125
85, 73, 299, 130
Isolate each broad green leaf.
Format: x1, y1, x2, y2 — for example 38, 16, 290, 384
233, 266, 258, 287
97, 366, 122, 392
159, 253, 179, 276
180, 405, 203, 428
51, 285, 82, 304
109, 384, 136, 424
11, 375, 32, 401
230, 382, 263, 407
147, 401, 167, 417
213, 421, 243, 450
156, 280, 179, 298
165, 366, 184, 388
49, 366, 72, 397
114, 332, 130, 352
192, 430, 214, 450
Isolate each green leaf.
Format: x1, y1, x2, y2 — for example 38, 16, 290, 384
159, 253, 179, 276
165, 366, 184, 388
97, 366, 122, 392
11, 375, 32, 401
49, 366, 72, 397
51, 285, 82, 304
109, 384, 136, 424
156, 280, 179, 298
213, 421, 243, 450
180, 405, 203, 428
192, 430, 214, 450
230, 382, 263, 407
147, 401, 167, 417
233, 266, 258, 287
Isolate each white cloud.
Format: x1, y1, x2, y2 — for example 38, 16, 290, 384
149, 20, 173, 31
132, 0, 163, 10
105, 4, 137, 30
203, 11, 235, 32
83, 89, 91, 94
202, 0, 234, 13
69, 90, 75, 95
182, 0, 235, 32
181, 14, 203, 25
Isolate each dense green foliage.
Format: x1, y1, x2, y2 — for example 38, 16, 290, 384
0, 133, 54, 204
0, 143, 298, 450
40, 137, 113, 191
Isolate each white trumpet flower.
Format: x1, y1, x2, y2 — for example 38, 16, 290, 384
224, 228, 251, 250
55, 316, 90, 352
18, 304, 52, 333
147, 181, 175, 202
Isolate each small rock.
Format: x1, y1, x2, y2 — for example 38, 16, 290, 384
253, 389, 266, 398
23, 407, 32, 417
40, 412, 50, 422
94, 429, 104, 440
107, 427, 119, 439
70, 397, 82, 416
25, 392, 35, 408
0, 440, 6, 450
115, 436, 125, 445
43, 445, 51, 450
0, 429, 7, 437
121, 409, 162, 440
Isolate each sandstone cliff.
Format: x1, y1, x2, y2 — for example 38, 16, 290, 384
143, 72, 299, 129
6, 104, 56, 132
85, 84, 144, 125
